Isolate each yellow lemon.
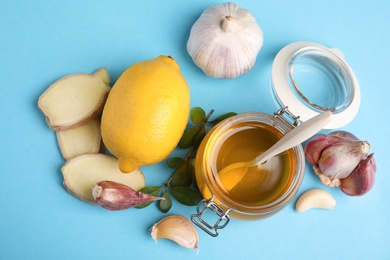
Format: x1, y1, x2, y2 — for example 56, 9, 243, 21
101, 55, 190, 173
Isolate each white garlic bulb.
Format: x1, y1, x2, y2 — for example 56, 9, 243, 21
187, 2, 263, 79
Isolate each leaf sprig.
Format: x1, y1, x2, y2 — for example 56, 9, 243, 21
136, 107, 237, 213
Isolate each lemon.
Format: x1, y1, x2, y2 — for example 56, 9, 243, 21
101, 55, 190, 173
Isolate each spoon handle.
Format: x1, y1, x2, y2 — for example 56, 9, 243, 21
253, 111, 333, 166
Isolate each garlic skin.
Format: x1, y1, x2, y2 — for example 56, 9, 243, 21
304, 134, 341, 166
92, 181, 163, 210
329, 130, 359, 141
187, 2, 263, 79
150, 215, 199, 250
304, 131, 371, 188
339, 154, 376, 196
315, 140, 370, 186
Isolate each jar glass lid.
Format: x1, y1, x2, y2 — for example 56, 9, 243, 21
271, 42, 360, 129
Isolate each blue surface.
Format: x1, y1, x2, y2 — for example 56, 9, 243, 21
1, 1, 389, 259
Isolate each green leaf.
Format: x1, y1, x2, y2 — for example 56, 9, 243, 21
192, 126, 206, 150
189, 158, 196, 168
190, 107, 206, 124
137, 186, 162, 195
170, 186, 203, 206
159, 188, 172, 213
170, 164, 192, 187
166, 157, 186, 169
210, 112, 238, 125
135, 186, 162, 209
178, 125, 202, 149
134, 201, 154, 209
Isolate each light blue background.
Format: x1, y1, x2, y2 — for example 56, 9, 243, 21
1, 1, 389, 259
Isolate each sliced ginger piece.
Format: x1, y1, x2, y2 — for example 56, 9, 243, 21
38, 68, 110, 131
61, 154, 145, 204
56, 118, 102, 160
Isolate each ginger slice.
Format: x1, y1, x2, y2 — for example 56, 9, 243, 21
56, 118, 102, 160
61, 154, 145, 204
38, 68, 110, 131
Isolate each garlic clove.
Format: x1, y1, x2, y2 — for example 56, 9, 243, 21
339, 154, 376, 196
92, 181, 163, 210
295, 188, 336, 212
316, 140, 370, 184
150, 215, 199, 250
305, 131, 376, 196
304, 134, 341, 165
187, 2, 263, 79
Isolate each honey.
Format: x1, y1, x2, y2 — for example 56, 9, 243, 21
212, 121, 296, 206
195, 112, 305, 220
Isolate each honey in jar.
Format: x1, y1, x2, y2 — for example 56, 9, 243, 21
194, 112, 305, 221
201, 121, 296, 207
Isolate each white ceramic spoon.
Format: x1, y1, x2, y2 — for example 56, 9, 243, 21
218, 111, 333, 188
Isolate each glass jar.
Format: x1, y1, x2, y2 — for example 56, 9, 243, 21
191, 42, 360, 237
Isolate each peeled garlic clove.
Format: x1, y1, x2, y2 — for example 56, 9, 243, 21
295, 188, 336, 212
339, 154, 376, 196
150, 215, 199, 250
92, 181, 163, 210
187, 2, 263, 79
316, 140, 370, 185
304, 134, 341, 165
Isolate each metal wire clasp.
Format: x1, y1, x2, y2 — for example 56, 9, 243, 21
191, 196, 231, 237
274, 107, 301, 127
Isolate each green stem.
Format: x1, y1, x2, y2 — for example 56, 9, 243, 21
164, 176, 173, 187
205, 109, 215, 122
184, 146, 194, 161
